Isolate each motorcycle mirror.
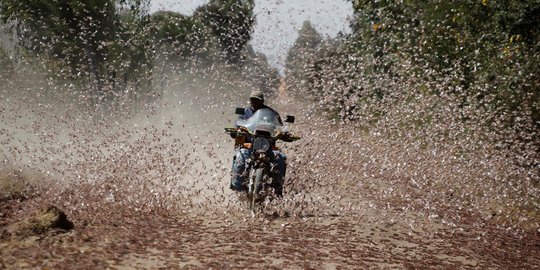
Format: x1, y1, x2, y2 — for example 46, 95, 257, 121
285, 115, 295, 123
235, 107, 245, 115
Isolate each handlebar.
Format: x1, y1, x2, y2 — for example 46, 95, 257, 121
224, 127, 248, 137
279, 133, 301, 142
224, 127, 301, 142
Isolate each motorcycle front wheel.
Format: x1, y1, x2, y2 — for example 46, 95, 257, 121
251, 168, 264, 210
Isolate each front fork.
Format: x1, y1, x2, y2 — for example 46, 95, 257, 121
248, 152, 273, 195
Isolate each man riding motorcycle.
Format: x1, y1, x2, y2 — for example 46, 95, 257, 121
229, 90, 289, 197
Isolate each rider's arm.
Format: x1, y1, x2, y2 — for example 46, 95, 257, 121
281, 132, 294, 142
235, 107, 253, 126
241, 107, 253, 120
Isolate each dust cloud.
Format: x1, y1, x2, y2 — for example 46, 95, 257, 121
1, 61, 253, 215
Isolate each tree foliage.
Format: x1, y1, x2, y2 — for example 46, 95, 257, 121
286, 0, 539, 169
0, 44, 12, 80
0, 0, 152, 98
347, 0, 540, 114
148, 11, 216, 59
285, 21, 323, 94
240, 44, 280, 95
0, 0, 278, 105
194, 0, 255, 63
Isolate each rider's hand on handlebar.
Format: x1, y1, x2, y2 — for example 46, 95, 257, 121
281, 132, 293, 142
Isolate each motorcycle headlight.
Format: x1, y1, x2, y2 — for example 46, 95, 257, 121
253, 137, 270, 152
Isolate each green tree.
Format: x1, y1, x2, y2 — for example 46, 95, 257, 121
194, 0, 255, 63
0, 0, 151, 101
285, 21, 322, 94
0, 44, 12, 80
148, 11, 216, 60
293, 0, 539, 166
240, 44, 280, 95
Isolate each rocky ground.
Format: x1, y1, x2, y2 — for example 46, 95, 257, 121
1, 96, 539, 269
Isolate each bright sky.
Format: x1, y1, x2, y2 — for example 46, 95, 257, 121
149, 0, 353, 70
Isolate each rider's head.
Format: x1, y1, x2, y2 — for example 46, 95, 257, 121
249, 90, 264, 110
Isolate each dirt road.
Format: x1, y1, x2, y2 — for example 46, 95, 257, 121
1, 90, 539, 269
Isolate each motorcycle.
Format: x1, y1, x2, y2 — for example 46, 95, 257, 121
225, 107, 300, 209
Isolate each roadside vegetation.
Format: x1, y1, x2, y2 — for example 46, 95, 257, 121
0, 0, 278, 108
285, 0, 540, 229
